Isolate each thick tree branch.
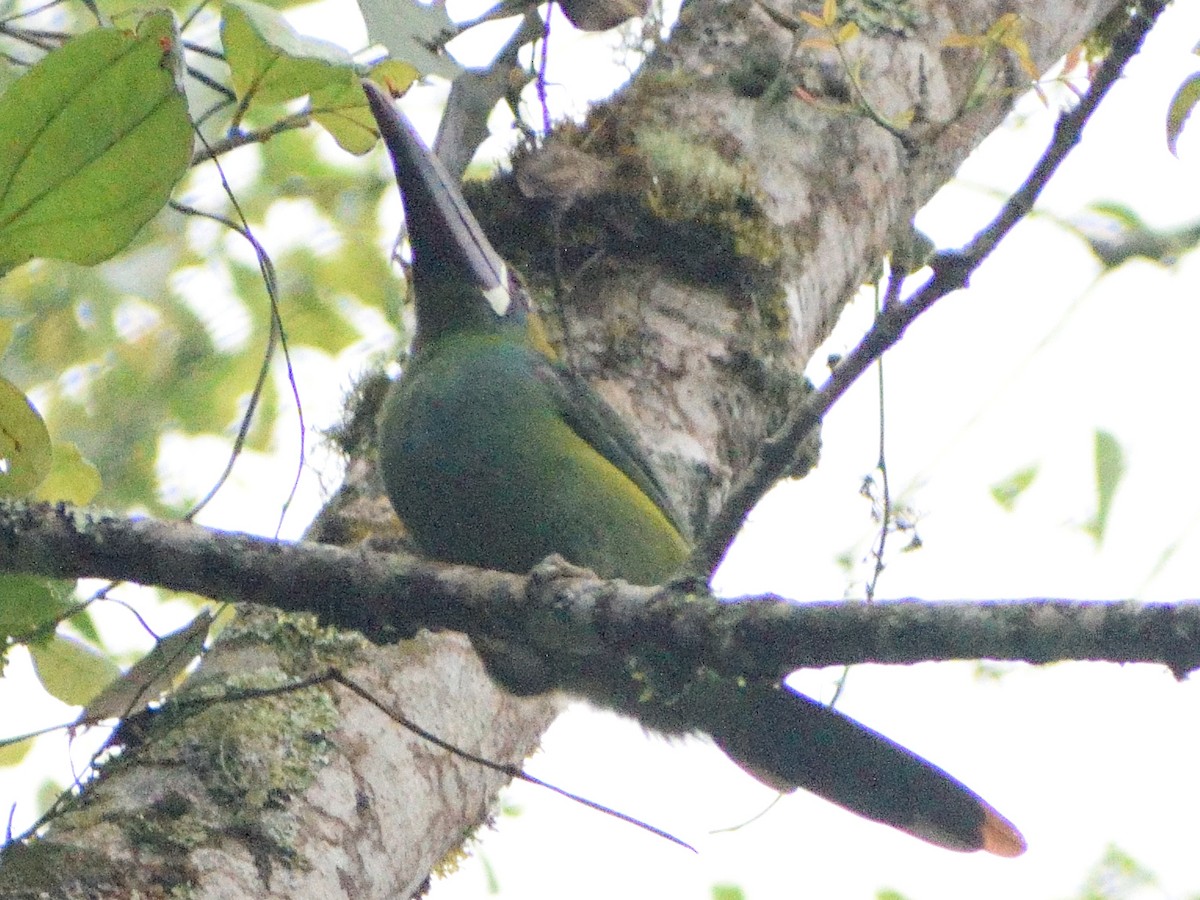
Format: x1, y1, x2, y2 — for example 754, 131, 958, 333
4, 501, 1197, 684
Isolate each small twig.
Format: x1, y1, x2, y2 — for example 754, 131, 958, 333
0, 0, 69, 26
688, 0, 1168, 577
189, 111, 312, 165
537, 8, 552, 135
185, 64, 237, 103
182, 39, 225, 61
174, 128, 306, 536
0, 22, 63, 51
181, 0, 216, 32
831, 41, 917, 155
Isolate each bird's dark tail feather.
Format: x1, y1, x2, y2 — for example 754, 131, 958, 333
708, 683, 1026, 856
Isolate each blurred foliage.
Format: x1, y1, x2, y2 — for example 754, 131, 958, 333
0, 375, 51, 496
990, 464, 1038, 511
28, 631, 121, 706
1072, 202, 1200, 270
0, 9, 407, 514
1076, 844, 1161, 900
0, 0, 409, 758
1084, 429, 1126, 546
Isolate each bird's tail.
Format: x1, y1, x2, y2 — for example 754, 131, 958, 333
704, 682, 1026, 856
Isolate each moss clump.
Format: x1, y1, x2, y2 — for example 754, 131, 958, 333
634, 126, 781, 271
106, 610, 358, 881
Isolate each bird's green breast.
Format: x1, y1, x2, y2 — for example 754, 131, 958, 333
379, 331, 688, 585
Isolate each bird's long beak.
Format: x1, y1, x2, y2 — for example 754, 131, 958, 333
362, 80, 511, 317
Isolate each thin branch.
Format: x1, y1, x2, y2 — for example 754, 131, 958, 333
689, 0, 1168, 577
189, 110, 313, 165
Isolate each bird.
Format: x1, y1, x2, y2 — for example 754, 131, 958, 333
362, 79, 1026, 858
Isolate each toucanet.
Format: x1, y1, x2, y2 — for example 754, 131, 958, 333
363, 79, 1025, 857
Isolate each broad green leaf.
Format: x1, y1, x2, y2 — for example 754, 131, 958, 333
33, 440, 102, 505
222, 0, 358, 109
1167, 72, 1200, 157
0, 11, 193, 273
0, 376, 52, 497
0, 574, 72, 639
29, 633, 121, 706
313, 61, 420, 155
369, 60, 421, 95
1084, 429, 1125, 545
990, 465, 1037, 511
357, 0, 461, 80
77, 610, 212, 724
310, 76, 381, 156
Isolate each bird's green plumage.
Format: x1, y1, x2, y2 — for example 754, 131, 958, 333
379, 327, 688, 585
362, 79, 1024, 858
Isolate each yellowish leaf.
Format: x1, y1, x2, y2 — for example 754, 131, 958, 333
800, 38, 836, 52
29, 633, 121, 707
943, 34, 983, 49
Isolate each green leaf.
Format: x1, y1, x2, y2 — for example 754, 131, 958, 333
29, 633, 121, 706
0, 11, 193, 273
222, 0, 358, 109
0, 376, 52, 497
33, 440, 102, 505
310, 76, 382, 156
1167, 72, 1200, 157
1079, 844, 1156, 900
0, 734, 34, 767
312, 61, 420, 155
1087, 201, 1148, 231
67, 606, 103, 646
1078, 201, 1200, 269
990, 465, 1037, 511
1084, 429, 1125, 545
357, 0, 461, 80
0, 574, 72, 639
77, 610, 212, 724
36, 778, 61, 814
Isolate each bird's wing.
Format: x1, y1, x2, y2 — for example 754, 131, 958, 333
537, 359, 690, 541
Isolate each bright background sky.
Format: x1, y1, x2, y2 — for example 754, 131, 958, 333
4, 1, 1200, 897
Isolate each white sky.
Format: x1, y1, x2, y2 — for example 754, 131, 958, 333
4, 1, 1200, 898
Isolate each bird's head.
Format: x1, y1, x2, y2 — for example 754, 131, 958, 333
363, 80, 552, 358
